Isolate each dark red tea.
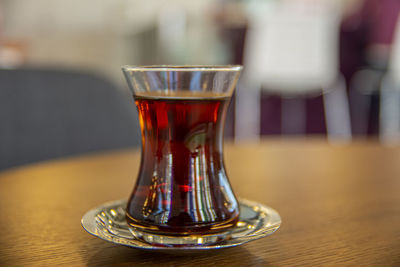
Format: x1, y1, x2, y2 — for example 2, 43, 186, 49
126, 91, 239, 235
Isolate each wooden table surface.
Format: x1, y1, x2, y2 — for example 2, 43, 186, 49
0, 139, 399, 266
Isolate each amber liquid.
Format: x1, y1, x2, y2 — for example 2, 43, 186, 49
126, 91, 239, 235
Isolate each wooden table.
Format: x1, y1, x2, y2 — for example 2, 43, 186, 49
0, 139, 399, 266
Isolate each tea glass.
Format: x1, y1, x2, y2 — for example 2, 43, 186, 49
122, 65, 242, 245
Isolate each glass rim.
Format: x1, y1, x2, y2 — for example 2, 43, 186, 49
122, 65, 243, 72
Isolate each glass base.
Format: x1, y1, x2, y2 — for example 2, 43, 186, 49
130, 228, 230, 247
126, 211, 239, 236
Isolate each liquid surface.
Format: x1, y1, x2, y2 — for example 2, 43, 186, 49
126, 91, 239, 234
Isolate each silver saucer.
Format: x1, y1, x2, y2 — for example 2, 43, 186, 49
81, 199, 281, 251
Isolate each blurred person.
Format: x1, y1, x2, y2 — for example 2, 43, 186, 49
0, 3, 25, 67
341, 0, 400, 79
214, 0, 247, 65
341, 0, 400, 136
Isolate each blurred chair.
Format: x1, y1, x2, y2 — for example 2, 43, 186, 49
236, 0, 351, 142
0, 68, 141, 170
380, 17, 400, 145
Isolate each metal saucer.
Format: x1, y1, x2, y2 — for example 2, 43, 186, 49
81, 199, 281, 251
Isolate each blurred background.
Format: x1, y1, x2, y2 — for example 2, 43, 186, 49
1, 0, 400, 169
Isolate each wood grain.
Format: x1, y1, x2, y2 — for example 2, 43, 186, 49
0, 139, 399, 266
